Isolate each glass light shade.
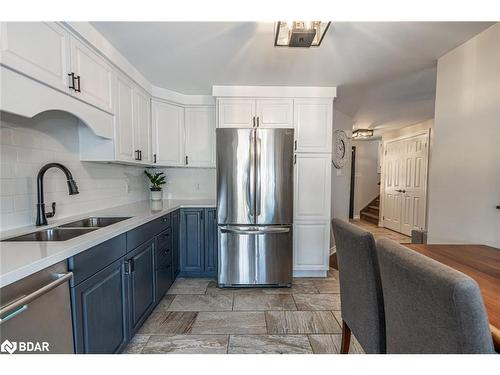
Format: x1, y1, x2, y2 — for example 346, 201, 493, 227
274, 21, 331, 47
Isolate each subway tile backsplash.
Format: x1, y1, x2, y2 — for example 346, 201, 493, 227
0, 111, 216, 231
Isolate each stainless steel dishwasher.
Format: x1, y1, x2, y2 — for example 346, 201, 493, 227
0, 261, 74, 354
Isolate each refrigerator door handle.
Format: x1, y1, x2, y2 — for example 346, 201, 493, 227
248, 129, 256, 220
220, 226, 290, 234
255, 132, 261, 218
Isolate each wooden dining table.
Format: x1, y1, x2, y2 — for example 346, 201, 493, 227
405, 244, 500, 351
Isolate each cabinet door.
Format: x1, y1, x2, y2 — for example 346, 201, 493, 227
294, 99, 333, 153
71, 258, 128, 354
152, 100, 185, 166
217, 99, 255, 128
185, 106, 216, 167
294, 153, 331, 221
127, 239, 156, 333
256, 99, 293, 128
204, 208, 218, 275
0, 22, 71, 93
172, 210, 180, 277
114, 75, 135, 162
180, 209, 204, 274
293, 221, 330, 271
70, 36, 113, 113
134, 88, 152, 164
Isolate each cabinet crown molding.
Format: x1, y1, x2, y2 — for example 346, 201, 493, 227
212, 85, 337, 99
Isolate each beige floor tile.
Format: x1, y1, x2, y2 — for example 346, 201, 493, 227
293, 293, 341, 310
233, 294, 297, 311
142, 334, 229, 354
155, 294, 176, 310
123, 334, 150, 354
138, 311, 198, 334
266, 311, 342, 334
350, 219, 410, 243
191, 311, 267, 334
168, 294, 233, 311
228, 335, 313, 354
313, 279, 341, 293
308, 334, 365, 354
167, 278, 212, 295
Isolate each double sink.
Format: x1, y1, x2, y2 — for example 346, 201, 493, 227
3, 217, 131, 242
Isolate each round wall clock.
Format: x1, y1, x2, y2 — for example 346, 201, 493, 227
333, 130, 348, 169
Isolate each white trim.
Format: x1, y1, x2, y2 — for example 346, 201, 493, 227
152, 86, 215, 106
293, 270, 328, 278
353, 214, 360, 220
212, 85, 337, 98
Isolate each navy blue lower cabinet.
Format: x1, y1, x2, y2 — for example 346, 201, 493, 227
179, 208, 217, 277
204, 208, 217, 276
126, 239, 156, 334
180, 209, 205, 275
172, 210, 180, 278
71, 257, 128, 354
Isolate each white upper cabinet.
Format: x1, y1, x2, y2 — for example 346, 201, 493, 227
70, 37, 114, 113
256, 99, 293, 128
294, 98, 333, 153
294, 153, 332, 221
0, 22, 71, 93
114, 75, 135, 162
134, 88, 151, 164
152, 100, 185, 166
217, 99, 256, 128
185, 107, 216, 167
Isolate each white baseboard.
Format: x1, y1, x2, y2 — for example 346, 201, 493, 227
353, 215, 360, 220
293, 270, 328, 278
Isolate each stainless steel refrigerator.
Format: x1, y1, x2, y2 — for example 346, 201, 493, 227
217, 128, 294, 287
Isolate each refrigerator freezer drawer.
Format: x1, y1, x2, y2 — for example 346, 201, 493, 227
218, 225, 293, 287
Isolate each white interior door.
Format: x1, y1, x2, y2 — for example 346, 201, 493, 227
382, 132, 429, 235
400, 134, 429, 235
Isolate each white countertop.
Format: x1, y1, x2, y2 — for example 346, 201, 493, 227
0, 199, 215, 288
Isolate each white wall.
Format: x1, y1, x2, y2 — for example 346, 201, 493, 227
352, 139, 381, 218
0, 111, 149, 231
427, 23, 500, 247
331, 109, 353, 221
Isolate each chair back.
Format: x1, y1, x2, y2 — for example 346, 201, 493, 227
332, 218, 386, 354
376, 238, 494, 354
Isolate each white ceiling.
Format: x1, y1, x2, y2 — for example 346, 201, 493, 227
92, 22, 493, 131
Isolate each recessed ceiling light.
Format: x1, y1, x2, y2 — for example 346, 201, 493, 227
274, 21, 331, 47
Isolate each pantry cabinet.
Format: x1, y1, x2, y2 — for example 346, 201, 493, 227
293, 98, 333, 153
293, 221, 330, 272
293, 153, 332, 221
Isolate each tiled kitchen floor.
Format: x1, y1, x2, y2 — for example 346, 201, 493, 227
124, 270, 364, 354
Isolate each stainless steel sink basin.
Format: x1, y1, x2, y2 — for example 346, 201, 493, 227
2, 228, 99, 242
59, 217, 131, 228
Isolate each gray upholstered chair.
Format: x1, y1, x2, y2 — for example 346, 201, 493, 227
376, 238, 495, 354
331, 218, 386, 354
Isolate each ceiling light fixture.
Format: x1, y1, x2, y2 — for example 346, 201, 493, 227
274, 21, 331, 47
352, 129, 374, 139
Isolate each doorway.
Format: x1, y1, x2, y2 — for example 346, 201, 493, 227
381, 131, 430, 236
349, 146, 356, 219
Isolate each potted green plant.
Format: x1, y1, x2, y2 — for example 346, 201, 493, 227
144, 170, 166, 201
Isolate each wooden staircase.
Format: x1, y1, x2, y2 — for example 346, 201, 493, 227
360, 195, 380, 225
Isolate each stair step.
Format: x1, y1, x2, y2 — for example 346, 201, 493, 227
368, 205, 379, 211
361, 212, 379, 220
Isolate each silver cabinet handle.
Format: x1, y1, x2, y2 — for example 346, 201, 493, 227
220, 226, 290, 235
0, 271, 73, 324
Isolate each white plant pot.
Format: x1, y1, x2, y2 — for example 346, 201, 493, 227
150, 190, 162, 201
